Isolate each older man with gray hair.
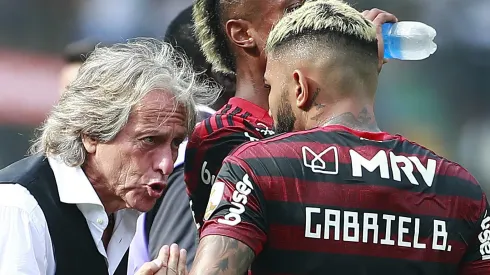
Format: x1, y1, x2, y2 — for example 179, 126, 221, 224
0, 38, 218, 275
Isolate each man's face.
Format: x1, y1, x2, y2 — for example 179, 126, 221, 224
87, 90, 187, 212
265, 58, 298, 134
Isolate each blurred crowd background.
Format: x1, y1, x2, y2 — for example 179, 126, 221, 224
1, 0, 489, 192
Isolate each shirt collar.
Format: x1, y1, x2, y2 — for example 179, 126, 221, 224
48, 156, 107, 206
227, 97, 271, 121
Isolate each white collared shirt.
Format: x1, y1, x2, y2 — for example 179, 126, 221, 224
0, 157, 141, 275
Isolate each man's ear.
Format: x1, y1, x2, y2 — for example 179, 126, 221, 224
81, 134, 98, 154
225, 19, 256, 49
293, 69, 309, 110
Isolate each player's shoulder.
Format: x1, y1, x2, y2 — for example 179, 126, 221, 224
191, 108, 270, 148
229, 127, 318, 159
398, 134, 479, 185
194, 106, 245, 133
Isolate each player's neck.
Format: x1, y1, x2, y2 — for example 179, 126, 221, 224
233, 61, 269, 111
305, 99, 380, 132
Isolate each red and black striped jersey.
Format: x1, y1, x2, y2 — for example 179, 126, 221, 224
202, 125, 490, 275
184, 97, 274, 230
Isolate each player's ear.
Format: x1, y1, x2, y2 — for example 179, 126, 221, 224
226, 19, 256, 49
293, 69, 309, 110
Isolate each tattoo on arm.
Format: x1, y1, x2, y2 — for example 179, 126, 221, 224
190, 235, 255, 275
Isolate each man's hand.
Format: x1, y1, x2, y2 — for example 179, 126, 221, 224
135, 260, 163, 275
135, 244, 188, 275
156, 244, 188, 275
361, 8, 398, 73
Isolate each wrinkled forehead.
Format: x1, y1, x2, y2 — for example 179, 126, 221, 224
132, 90, 188, 126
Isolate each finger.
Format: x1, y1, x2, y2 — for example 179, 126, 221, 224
363, 8, 385, 21
167, 243, 180, 274
178, 249, 187, 275
157, 245, 170, 268
372, 12, 398, 26
361, 10, 369, 17
134, 260, 163, 275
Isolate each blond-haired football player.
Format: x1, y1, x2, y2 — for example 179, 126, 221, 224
187, 1, 490, 275
184, 0, 399, 247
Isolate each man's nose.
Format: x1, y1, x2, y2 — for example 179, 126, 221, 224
155, 146, 174, 176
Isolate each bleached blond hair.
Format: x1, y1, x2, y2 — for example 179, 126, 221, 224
30, 38, 221, 167
266, 0, 377, 54
193, 0, 243, 75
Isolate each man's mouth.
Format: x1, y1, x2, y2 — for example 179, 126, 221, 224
147, 182, 166, 198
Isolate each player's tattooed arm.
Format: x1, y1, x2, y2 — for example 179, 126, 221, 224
190, 235, 254, 275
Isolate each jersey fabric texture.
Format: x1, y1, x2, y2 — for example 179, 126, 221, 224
202, 125, 490, 275
184, 97, 274, 230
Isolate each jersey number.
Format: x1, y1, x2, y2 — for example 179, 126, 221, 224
201, 161, 216, 185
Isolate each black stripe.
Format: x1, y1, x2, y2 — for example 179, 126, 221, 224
241, 112, 252, 119
219, 104, 232, 115
225, 107, 242, 126
215, 115, 224, 129
253, 249, 458, 275
240, 157, 482, 200
242, 120, 257, 132
226, 115, 234, 126
204, 118, 213, 134
183, 147, 198, 171
265, 200, 474, 242
230, 107, 242, 116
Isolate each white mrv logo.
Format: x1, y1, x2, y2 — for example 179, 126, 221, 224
218, 174, 253, 226
350, 150, 436, 187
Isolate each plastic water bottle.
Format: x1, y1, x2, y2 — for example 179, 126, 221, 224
382, 21, 437, 60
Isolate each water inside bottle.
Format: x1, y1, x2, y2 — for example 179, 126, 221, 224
389, 22, 437, 60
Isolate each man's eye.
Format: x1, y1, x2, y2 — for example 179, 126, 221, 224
142, 137, 155, 144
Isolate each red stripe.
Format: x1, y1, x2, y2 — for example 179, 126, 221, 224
208, 114, 219, 130
254, 175, 481, 221
236, 142, 476, 183
268, 224, 466, 263
219, 115, 229, 128
249, 125, 397, 145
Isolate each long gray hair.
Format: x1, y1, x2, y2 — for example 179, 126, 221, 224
30, 38, 221, 166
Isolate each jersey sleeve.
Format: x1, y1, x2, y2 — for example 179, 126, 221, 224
199, 155, 268, 256
184, 124, 261, 230
459, 192, 490, 274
